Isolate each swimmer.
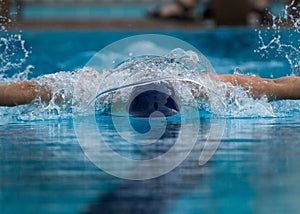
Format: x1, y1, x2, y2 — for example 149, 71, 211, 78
1, 71, 300, 117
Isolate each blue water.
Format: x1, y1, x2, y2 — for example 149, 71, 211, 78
1, 28, 300, 214
22, 4, 149, 19
19, 2, 286, 20
15, 29, 290, 79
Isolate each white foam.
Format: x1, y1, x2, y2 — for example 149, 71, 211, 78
0, 46, 298, 121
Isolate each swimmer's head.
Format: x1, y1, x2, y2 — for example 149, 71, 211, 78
127, 82, 180, 117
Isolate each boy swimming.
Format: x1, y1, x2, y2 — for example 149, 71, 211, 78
0, 52, 300, 117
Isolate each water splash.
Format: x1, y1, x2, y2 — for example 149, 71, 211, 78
0, 34, 31, 74
0, 18, 32, 80
91, 49, 277, 119
219, 81, 275, 118
0, 43, 297, 121
0, 22, 35, 121
255, 0, 300, 75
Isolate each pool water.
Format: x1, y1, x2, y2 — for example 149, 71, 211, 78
1, 28, 300, 214
18, 2, 286, 20
22, 4, 149, 20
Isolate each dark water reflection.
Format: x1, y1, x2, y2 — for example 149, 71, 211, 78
1, 114, 300, 214
85, 114, 300, 214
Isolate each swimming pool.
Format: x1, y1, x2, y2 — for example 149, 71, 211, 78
22, 4, 149, 20
1, 28, 300, 214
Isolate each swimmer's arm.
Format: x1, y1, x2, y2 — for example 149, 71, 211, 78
215, 74, 300, 100
1, 74, 300, 107
0, 80, 51, 106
